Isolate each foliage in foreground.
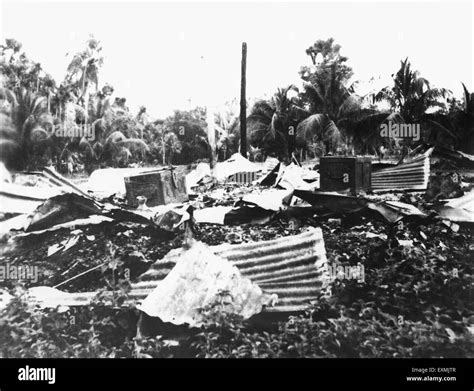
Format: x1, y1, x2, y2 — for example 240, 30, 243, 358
1, 220, 472, 358
191, 300, 473, 358
1, 293, 472, 359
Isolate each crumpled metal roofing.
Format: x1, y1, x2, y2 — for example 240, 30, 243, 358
0, 167, 91, 214
438, 189, 474, 223
24, 228, 328, 315
139, 241, 277, 326
136, 227, 328, 313
371, 148, 433, 192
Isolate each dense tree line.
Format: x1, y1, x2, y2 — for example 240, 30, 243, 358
247, 38, 473, 161
0, 37, 472, 173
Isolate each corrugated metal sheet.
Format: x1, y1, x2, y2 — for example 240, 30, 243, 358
438, 189, 474, 223
214, 153, 261, 182
28, 228, 328, 314
226, 171, 260, 184
0, 184, 53, 213
0, 168, 89, 214
264, 157, 280, 172
41, 167, 93, 199
135, 227, 327, 313
258, 157, 280, 186
371, 148, 432, 192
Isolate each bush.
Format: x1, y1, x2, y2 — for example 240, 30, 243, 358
0, 291, 138, 358
1, 221, 472, 358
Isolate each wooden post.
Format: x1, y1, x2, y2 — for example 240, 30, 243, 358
207, 105, 216, 170
240, 42, 247, 158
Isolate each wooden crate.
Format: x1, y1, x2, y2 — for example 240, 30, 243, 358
124, 169, 188, 207
319, 157, 372, 195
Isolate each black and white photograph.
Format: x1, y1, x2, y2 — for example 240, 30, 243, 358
0, 0, 472, 386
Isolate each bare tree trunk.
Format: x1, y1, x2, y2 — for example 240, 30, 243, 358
207, 106, 216, 169
162, 133, 166, 165
84, 92, 89, 126
240, 42, 247, 158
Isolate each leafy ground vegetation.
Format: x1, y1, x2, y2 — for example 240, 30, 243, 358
1, 214, 472, 358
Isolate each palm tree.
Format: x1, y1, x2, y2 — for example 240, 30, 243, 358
77, 98, 149, 170
214, 101, 240, 160
160, 108, 210, 165
0, 39, 26, 90
295, 64, 360, 155
373, 58, 450, 123
422, 83, 474, 153
161, 132, 182, 164
87, 86, 114, 136
296, 61, 409, 157
79, 130, 149, 170
369, 58, 452, 153
136, 106, 148, 140
66, 37, 103, 125
459, 83, 474, 153
40, 74, 56, 113
0, 87, 55, 169
0, 87, 19, 169
51, 83, 74, 119
247, 85, 303, 161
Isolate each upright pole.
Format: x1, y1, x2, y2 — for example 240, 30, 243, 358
207, 105, 216, 170
240, 42, 247, 158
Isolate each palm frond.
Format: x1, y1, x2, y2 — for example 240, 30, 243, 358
423, 118, 459, 141
79, 137, 98, 159
249, 100, 274, 118
104, 130, 127, 146
461, 82, 473, 114
296, 113, 340, 147
385, 112, 405, 123
30, 127, 50, 141
303, 82, 325, 109
0, 87, 17, 106
116, 138, 150, 152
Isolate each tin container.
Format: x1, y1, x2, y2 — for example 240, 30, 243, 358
319, 157, 372, 194
124, 169, 188, 207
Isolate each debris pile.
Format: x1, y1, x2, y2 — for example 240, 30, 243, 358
0, 145, 473, 329
139, 241, 277, 327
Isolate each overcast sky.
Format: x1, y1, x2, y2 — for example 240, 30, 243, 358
1, 0, 472, 118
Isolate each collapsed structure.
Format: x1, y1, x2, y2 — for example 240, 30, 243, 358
0, 147, 473, 328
